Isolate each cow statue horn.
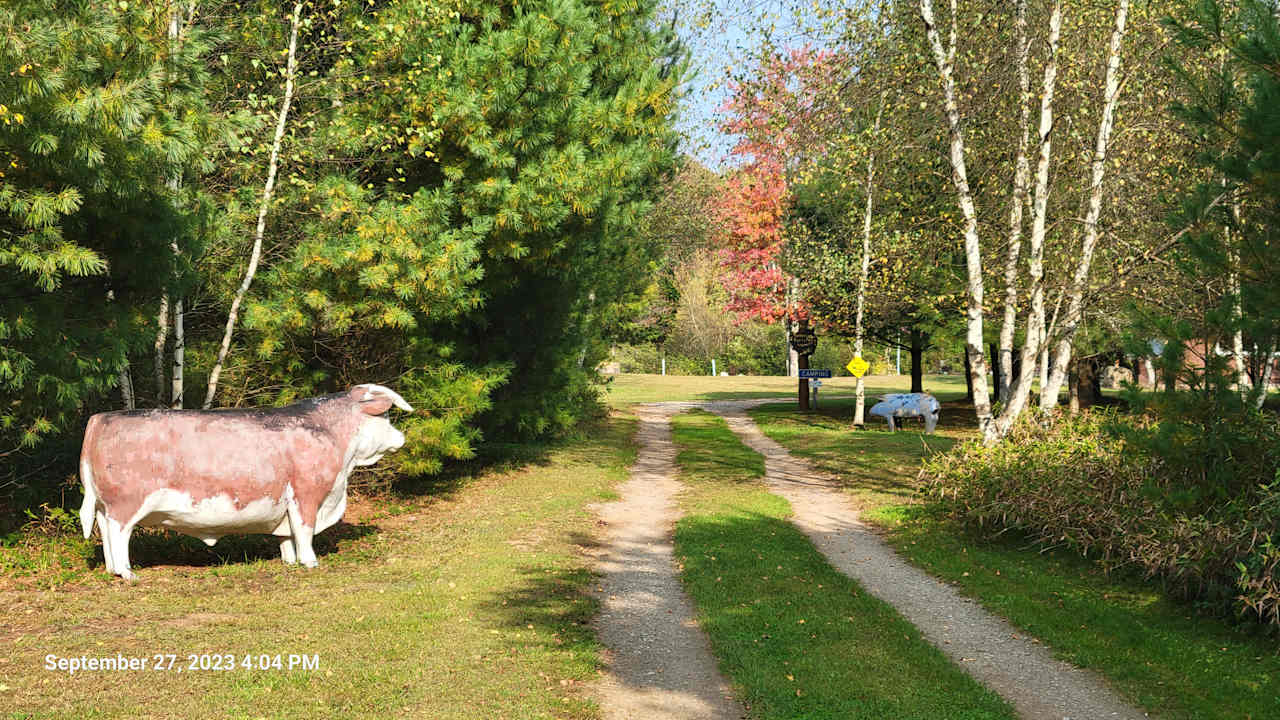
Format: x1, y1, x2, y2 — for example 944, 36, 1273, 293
355, 383, 414, 412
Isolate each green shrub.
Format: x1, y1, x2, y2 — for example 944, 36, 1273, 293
922, 407, 1280, 627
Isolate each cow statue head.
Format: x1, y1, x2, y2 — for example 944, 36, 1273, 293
347, 384, 414, 467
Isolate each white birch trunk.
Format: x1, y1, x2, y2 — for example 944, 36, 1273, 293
154, 275, 170, 404
993, 0, 1062, 436
997, 0, 1033, 405
919, 0, 995, 442
1256, 343, 1276, 410
853, 100, 884, 427
119, 365, 135, 410
1041, 0, 1130, 412
167, 5, 185, 409
203, 2, 303, 408
1228, 197, 1249, 392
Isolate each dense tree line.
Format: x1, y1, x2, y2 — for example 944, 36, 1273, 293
0, 0, 683, 524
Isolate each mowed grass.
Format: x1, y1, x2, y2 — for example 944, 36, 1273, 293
748, 402, 1280, 720
1, 416, 637, 720
747, 397, 972, 511
668, 409, 1016, 720
603, 372, 968, 407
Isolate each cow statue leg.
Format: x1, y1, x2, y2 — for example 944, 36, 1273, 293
279, 537, 298, 566
285, 501, 318, 569
886, 415, 896, 432
107, 516, 137, 581
96, 510, 116, 575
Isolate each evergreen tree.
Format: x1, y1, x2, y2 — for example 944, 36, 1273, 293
1163, 0, 1280, 401
0, 1, 210, 454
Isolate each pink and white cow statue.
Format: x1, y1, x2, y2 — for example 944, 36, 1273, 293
868, 393, 941, 433
78, 384, 413, 580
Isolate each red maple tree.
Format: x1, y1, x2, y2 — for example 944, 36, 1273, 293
715, 48, 838, 325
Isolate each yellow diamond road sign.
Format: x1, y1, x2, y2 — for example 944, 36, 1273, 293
846, 355, 869, 378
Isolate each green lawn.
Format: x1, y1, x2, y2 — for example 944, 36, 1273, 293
602, 372, 968, 407
2, 417, 637, 720
749, 398, 1280, 720
668, 409, 1016, 720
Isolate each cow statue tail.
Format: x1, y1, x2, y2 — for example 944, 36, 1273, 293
79, 462, 98, 539
79, 415, 101, 539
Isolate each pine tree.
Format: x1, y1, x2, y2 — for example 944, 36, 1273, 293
0, 1, 209, 457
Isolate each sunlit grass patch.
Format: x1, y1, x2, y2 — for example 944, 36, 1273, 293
749, 399, 968, 510
603, 373, 969, 407
669, 410, 1015, 720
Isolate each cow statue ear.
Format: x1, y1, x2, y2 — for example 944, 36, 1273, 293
359, 397, 394, 416
350, 384, 414, 415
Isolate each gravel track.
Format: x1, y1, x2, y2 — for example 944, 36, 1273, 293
712, 402, 1148, 720
593, 400, 1148, 719
591, 404, 745, 720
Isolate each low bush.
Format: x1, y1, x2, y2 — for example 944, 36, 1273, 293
921, 403, 1280, 628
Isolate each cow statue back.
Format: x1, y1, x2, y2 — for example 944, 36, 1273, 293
868, 392, 941, 433
78, 384, 413, 580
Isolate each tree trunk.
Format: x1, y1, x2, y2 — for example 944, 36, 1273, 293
1071, 356, 1100, 410
204, 2, 304, 409
1041, 0, 1130, 410
919, 0, 994, 442
963, 350, 974, 402
798, 352, 810, 411
910, 329, 926, 393
1162, 341, 1181, 392
853, 98, 884, 427
1256, 342, 1276, 410
992, 0, 1062, 436
167, 5, 185, 409
997, 0, 1034, 405
119, 365, 135, 410
1068, 362, 1080, 414
989, 342, 1003, 400
154, 291, 168, 403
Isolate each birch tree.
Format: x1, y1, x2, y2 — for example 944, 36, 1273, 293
853, 100, 884, 426
1041, 0, 1131, 410
203, 1, 303, 409
918, 0, 995, 441
996, 0, 1033, 406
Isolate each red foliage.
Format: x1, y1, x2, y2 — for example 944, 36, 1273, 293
715, 48, 839, 325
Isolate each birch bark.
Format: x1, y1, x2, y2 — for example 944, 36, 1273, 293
203, 1, 304, 408
1256, 342, 1276, 410
1041, 0, 1130, 411
853, 100, 884, 427
1228, 197, 1250, 393
918, 0, 994, 442
167, 5, 185, 409
153, 295, 168, 403
993, 0, 1062, 435
997, 0, 1033, 405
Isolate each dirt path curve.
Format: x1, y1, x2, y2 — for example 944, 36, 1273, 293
592, 403, 745, 720
711, 402, 1148, 720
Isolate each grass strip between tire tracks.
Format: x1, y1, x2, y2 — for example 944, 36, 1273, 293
669, 408, 1016, 720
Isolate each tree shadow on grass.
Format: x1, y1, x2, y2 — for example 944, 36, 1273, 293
476, 562, 602, 670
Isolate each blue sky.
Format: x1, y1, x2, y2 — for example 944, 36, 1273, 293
666, 1, 839, 170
